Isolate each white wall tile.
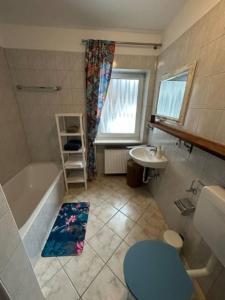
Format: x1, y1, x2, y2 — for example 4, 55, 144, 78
0, 211, 21, 273
196, 109, 223, 140
0, 186, 8, 219
1, 243, 43, 299
0, 186, 43, 300
0, 48, 30, 184
6, 49, 156, 165
150, 2, 225, 299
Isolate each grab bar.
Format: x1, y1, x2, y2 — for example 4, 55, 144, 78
16, 85, 62, 92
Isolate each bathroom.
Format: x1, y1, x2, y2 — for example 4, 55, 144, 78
0, 0, 225, 299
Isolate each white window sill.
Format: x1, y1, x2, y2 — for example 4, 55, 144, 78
94, 139, 142, 145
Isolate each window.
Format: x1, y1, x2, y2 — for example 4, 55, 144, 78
96, 70, 146, 142
156, 62, 196, 124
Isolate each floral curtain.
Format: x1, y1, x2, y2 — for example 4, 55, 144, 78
85, 39, 115, 179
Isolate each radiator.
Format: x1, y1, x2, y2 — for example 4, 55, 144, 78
104, 148, 129, 174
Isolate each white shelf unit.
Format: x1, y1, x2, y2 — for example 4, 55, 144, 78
55, 113, 87, 191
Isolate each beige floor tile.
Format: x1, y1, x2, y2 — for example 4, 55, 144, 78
57, 255, 72, 267
34, 257, 62, 288
63, 243, 104, 295
63, 195, 83, 203
42, 269, 79, 300
137, 205, 167, 232
82, 265, 128, 300
49, 176, 176, 300
87, 194, 105, 206
107, 242, 130, 285
106, 194, 129, 210
63, 188, 85, 202
88, 202, 98, 215
88, 226, 122, 262
85, 214, 105, 240
129, 194, 151, 209
100, 189, 114, 200
44, 176, 208, 300
112, 187, 131, 197
91, 201, 118, 223
125, 223, 160, 246
120, 201, 145, 222
107, 211, 135, 239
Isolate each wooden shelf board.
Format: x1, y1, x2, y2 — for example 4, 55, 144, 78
149, 121, 225, 160
66, 176, 85, 183
64, 160, 85, 169
63, 149, 85, 154
60, 131, 83, 136
65, 167, 84, 170
56, 113, 82, 117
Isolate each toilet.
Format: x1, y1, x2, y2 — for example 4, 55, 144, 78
124, 186, 225, 300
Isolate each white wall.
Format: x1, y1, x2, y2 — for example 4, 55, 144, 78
0, 24, 161, 56
0, 24, 3, 46
162, 0, 221, 50
1, 1, 221, 54
0, 1, 222, 55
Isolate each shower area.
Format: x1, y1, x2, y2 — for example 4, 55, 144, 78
0, 46, 87, 299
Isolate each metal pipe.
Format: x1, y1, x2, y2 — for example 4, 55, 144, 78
143, 167, 149, 184
186, 254, 218, 278
81, 39, 162, 49
16, 85, 62, 92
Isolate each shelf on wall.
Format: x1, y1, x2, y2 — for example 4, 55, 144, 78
60, 131, 83, 136
67, 176, 85, 183
149, 119, 225, 160
55, 113, 87, 191
66, 170, 85, 183
63, 149, 85, 154
64, 159, 85, 169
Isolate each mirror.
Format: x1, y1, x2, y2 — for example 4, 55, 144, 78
156, 62, 196, 124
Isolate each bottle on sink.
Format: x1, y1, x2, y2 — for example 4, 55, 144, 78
156, 146, 162, 159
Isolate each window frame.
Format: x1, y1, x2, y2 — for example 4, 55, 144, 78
155, 62, 197, 125
96, 69, 146, 142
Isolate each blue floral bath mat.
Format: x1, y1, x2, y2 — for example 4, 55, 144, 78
41, 202, 89, 257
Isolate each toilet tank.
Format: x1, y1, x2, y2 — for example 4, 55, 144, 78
193, 186, 225, 267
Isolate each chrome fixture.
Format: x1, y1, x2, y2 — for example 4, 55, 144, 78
184, 142, 193, 153
81, 39, 162, 49
176, 139, 193, 153
174, 198, 195, 216
143, 167, 160, 184
186, 179, 198, 195
186, 179, 205, 195
147, 145, 157, 154
16, 85, 62, 92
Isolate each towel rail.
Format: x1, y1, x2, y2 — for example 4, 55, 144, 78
16, 85, 62, 92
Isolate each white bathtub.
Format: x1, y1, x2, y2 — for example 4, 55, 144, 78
3, 162, 65, 265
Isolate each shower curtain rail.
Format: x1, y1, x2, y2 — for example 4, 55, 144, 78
16, 85, 62, 92
81, 39, 162, 49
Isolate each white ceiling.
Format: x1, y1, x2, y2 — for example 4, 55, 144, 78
0, 0, 187, 32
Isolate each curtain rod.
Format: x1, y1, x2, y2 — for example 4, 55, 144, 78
81, 39, 162, 49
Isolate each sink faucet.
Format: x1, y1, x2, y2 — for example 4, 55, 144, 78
147, 145, 157, 153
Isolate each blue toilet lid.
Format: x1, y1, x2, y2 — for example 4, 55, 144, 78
124, 240, 193, 300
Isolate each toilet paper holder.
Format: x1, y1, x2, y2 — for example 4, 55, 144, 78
174, 198, 195, 216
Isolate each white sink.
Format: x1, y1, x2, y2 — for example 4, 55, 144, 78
129, 146, 168, 169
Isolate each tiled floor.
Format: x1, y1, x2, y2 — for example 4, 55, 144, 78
34, 176, 205, 300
